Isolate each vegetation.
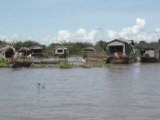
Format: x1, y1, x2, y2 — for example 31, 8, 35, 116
0, 58, 9, 68
59, 61, 74, 68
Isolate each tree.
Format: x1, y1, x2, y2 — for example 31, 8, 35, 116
12, 40, 42, 50
95, 40, 107, 51
158, 39, 160, 46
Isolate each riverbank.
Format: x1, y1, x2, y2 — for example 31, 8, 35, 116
0, 57, 109, 68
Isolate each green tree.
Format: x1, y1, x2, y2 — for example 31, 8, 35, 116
95, 40, 107, 51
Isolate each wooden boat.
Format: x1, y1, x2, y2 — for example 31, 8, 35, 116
106, 55, 130, 64
12, 60, 32, 68
140, 57, 159, 63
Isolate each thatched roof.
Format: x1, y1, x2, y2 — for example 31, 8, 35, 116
0, 46, 15, 54
18, 47, 31, 52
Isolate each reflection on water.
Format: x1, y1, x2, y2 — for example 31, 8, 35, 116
0, 63, 160, 120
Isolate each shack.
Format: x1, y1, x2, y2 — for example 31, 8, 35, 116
30, 46, 43, 57
106, 38, 135, 64
53, 47, 69, 58
139, 44, 159, 62
18, 47, 31, 56
82, 47, 96, 59
0, 46, 15, 58
82, 47, 107, 63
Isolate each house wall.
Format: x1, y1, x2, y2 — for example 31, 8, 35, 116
107, 41, 126, 55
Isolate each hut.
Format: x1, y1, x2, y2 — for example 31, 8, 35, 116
82, 47, 96, 59
0, 46, 15, 58
139, 43, 159, 62
106, 38, 136, 64
53, 47, 69, 58
30, 46, 43, 57
82, 47, 107, 63
18, 47, 31, 56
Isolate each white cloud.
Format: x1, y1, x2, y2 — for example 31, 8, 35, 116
20, 28, 98, 45
57, 30, 71, 43
107, 18, 146, 40
73, 28, 98, 43
76, 28, 86, 37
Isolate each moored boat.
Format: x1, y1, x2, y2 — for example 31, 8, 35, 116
12, 60, 32, 68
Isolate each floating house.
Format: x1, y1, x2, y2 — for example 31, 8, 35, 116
140, 44, 159, 62
106, 39, 136, 64
30, 46, 43, 57
53, 47, 69, 58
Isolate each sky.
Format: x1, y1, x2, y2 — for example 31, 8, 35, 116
0, 0, 160, 45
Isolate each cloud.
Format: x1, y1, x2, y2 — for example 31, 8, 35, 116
17, 28, 99, 45
73, 28, 98, 43
76, 28, 86, 37
57, 30, 71, 42
107, 18, 146, 40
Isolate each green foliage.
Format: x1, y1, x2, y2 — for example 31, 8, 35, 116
95, 40, 107, 51
12, 40, 42, 50
158, 39, 160, 45
0, 40, 8, 46
59, 61, 74, 68
0, 58, 9, 67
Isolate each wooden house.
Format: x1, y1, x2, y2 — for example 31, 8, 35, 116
53, 47, 69, 58
139, 43, 159, 62
82, 47, 107, 62
82, 47, 96, 59
106, 39, 136, 64
30, 46, 43, 57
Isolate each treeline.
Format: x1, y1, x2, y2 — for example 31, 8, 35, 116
0, 39, 160, 56
0, 40, 107, 56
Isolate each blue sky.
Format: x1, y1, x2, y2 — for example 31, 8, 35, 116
0, 0, 160, 44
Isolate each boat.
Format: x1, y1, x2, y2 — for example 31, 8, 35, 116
12, 60, 32, 68
106, 55, 130, 64
140, 57, 159, 62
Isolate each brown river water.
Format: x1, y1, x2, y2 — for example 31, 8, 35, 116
0, 63, 160, 120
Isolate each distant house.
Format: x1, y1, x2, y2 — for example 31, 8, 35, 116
53, 47, 69, 58
106, 38, 136, 63
82, 47, 96, 59
139, 43, 159, 62
82, 47, 107, 62
18, 47, 31, 56
30, 46, 43, 57
0, 46, 15, 58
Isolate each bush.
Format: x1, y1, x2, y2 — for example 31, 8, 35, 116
0, 58, 9, 67
59, 61, 74, 68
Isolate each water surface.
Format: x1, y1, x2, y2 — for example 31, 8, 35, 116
0, 63, 160, 120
